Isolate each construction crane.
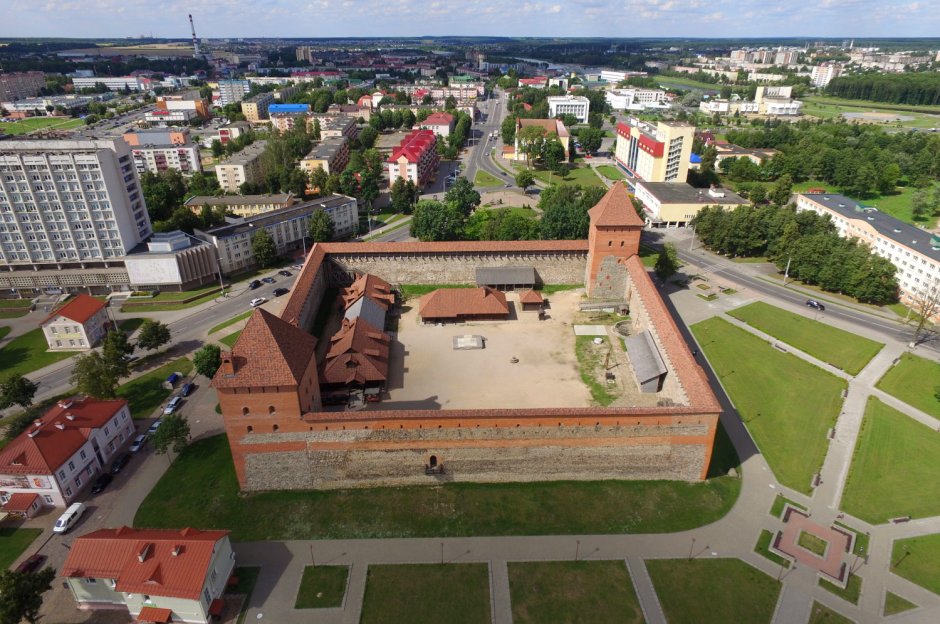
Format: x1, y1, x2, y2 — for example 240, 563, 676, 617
188, 14, 200, 58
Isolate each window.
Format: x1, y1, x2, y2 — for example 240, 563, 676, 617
68, 461, 75, 471
75, 476, 82, 487
84, 578, 97, 584
80, 450, 86, 460
58, 470, 66, 480
65, 487, 72, 497
43, 495, 54, 504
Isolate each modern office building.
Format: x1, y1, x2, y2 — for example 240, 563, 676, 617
547, 95, 590, 123
0, 139, 152, 294
241, 91, 276, 122
217, 80, 250, 107
121, 129, 202, 176
386, 129, 439, 188
634, 182, 748, 227
614, 118, 694, 184
300, 137, 350, 176
142, 108, 198, 125
195, 196, 358, 274
213, 141, 267, 193
0, 71, 46, 101
123, 231, 219, 292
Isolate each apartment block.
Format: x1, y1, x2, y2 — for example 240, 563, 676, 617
386, 129, 439, 189
195, 196, 358, 274
0, 139, 152, 294
417, 112, 455, 137
547, 95, 590, 123
241, 91, 275, 122
0, 71, 46, 102
72, 76, 146, 92
217, 80, 250, 107
218, 121, 251, 145
614, 118, 693, 184
121, 129, 201, 176
214, 141, 267, 193
300, 137, 350, 176
184, 193, 296, 218
811, 63, 843, 88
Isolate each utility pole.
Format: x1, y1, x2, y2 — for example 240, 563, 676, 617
783, 256, 792, 285
689, 224, 696, 251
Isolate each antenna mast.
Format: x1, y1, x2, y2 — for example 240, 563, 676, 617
188, 14, 200, 58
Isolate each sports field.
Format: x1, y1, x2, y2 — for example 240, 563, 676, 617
1, 117, 84, 135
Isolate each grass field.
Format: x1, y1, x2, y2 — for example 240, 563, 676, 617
876, 353, 940, 419
219, 331, 242, 348
0, 326, 10, 341
119, 317, 147, 335
523, 164, 606, 189
884, 591, 918, 616
398, 283, 474, 300
657, 75, 722, 91
0, 309, 30, 319
647, 558, 781, 624
295, 566, 349, 609
0, 527, 42, 570
538, 284, 582, 295
639, 243, 659, 268
802, 95, 940, 129
841, 397, 940, 523
799, 531, 829, 557
820, 574, 862, 605
122, 291, 219, 312
0, 299, 34, 308
134, 434, 739, 540
692, 317, 845, 493
770, 494, 807, 518
574, 335, 620, 406
209, 311, 252, 335
892, 533, 940, 595
755, 529, 791, 568
473, 170, 503, 187
508, 561, 643, 624
116, 357, 193, 419
0, 328, 75, 377
360, 564, 490, 624
809, 601, 854, 624
1, 117, 84, 135
595, 165, 625, 180
728, 301, 883, 374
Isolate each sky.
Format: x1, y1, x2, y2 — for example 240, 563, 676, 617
5, 0, 940, 39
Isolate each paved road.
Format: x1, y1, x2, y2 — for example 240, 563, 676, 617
464, 89, 514, 189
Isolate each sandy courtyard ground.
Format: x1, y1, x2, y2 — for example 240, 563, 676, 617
376, 289, 591, 410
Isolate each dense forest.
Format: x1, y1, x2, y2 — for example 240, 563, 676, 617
825, 73, 940, 106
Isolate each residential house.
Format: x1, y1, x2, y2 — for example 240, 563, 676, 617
40, 294, 109, 351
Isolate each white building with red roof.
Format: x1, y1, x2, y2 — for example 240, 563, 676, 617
386, 129, 440, 189
0, 398, 132, 512
417, 111, 455, 137
40, 293, 110, 351
62, 527, 235, 624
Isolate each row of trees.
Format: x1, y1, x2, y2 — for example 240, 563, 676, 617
826, 73, 940, 106
692, 204, 899, 304
140, 170, 223, 233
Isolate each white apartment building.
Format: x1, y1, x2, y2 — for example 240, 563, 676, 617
811, 63, 843, 88
195, 196, 358, 274
795, 193, 940, 314
217, 80, 250, 107
547, 95, 590, 124
605, 88, 667, 111
0, 398, 134, 512
213, 141, 267, 193
0, 139, 152, 293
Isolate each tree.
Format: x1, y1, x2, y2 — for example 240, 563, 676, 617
912, 188, 930, 222
654, 243, 680, 282
311, 118, 321, 141
308, 166, 329, 196
193, 344, 222, 379
410, 200, 467, 241
0, 568, 56, 624
210, 139, 224, 158
101, 330, 133, 375
151, 412, 191, 457
444, 177, 481, 216
390, 177, 419, 214
516, 124, 547, 165
515, 169, 535, 194
769, 174, 793, 206
910, 278, 940, 344
358, 125, 378, 149
0, 374, 38, 410
136, 320, 171, 352
500, 116, 517, 144
70, 352, 121, 399
542, 139, 567, 173
577, 127, 603, 154
252, 228, 278, 267
307, 209, 334, 242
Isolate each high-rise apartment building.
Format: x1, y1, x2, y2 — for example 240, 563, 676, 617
241, 91, 276, 122
614, 118, 693, 184
214, 141, 267, 192
217, 80, 250, 107
121, 129, 202, 176
0, 139, 152, 293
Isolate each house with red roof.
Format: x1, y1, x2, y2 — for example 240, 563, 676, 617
61, 527, 235, 624
418, 287, 510, 323
386, 129, 440, 189
417, 111, 455, 138
0, 398, 133, 513
40, 293, 109, 351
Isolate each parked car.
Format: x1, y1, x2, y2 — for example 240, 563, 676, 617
292, 263, 304, 270
273, 288, 289, 297
261, 276, 276, 284
806, 299, 826, 311
163, 396, 182, 415
53, 502, 86, 534
90, 473, 113, 494
250, 297, 267, 307
180, 382, 195, 397
148, 418, 163, 434
15, 554, 47, 574
278, 270, 292, 277
129, 434, 148, 453
248, 280, 262, 290
110, 453, 131, 474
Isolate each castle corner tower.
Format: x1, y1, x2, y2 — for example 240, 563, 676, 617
585, 181, 644, 296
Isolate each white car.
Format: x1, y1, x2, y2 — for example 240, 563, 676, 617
250, 297, 266, 307
53, 502, 86, 534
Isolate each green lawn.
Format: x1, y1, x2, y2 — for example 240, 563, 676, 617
692, 317, 845, 494
508, 561, 643, 624
360, 564, 490, 624
538, 284, 582, 295
116, 357, 193, 419
473, 170, 503, 187
0, 309, 30, 319
657, 75, 722, 90
0, 328, 75, 377
820, 574, 862, 605
639, 243, 659, 268
884, 591, 918, 616
134, 434, 739, 540
755, 529, 790, 568
398, 283, 474, 301
841, 397, 940, 523
219, 330, 242, 348
892, 533, 940, 595
209, 311, 253, 335
809, 602, 854, 624
595, 165, 625, 180
770, 494, 807, 518
574, 335, 621, 406
728, 301, 883, 375
525, 164, 606, 189
647, 558, 781, 624
876, 353, 940, 419
0, 117, 84, 135
834, 522, 870, 558
0, 527, 43, 569
798, 531, 829, 557
0, 299, 34, 308
295, 566, 348, 609
225, 566, 259, 624
121, 291, 219, 312
119, 317, 147, 335
0, 327, 10, 341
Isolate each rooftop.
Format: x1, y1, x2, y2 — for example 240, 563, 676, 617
303, 137, 348, 160
588, 181, 645, 227
639, 182, 747, 206
199, 195, 354, 239
41, 293, 106, 325
419, 287, 509, 320
214, 140, 267, 167
184, 193, 293, 208
517, 118, 569, 139
321, 318, 390, 386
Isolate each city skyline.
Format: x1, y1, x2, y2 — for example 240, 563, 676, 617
5, 0, 940, 39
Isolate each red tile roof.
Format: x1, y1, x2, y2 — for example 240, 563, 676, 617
517, 118, 569, 139
321, 318, 390, 385
61, 527, 230, 601
588, 181, 644, 228
419, 287, 509, 321
41, 294, 106, 326
421, 112, 454, 127
212, 309, 316, 389
387, 129, 436, 163
137, 607, 173, 623
518, 289, 544, 304
2, 492, 39, 513
0, 398, 127, 475
341, 273, 395, 310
